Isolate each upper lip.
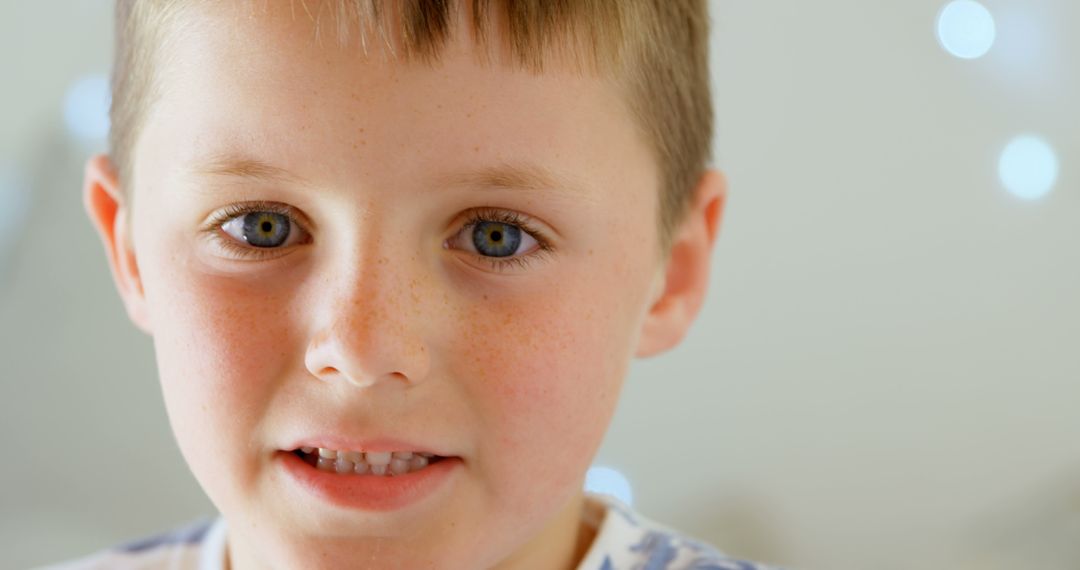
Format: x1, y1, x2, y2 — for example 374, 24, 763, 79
284, 435, 453, 457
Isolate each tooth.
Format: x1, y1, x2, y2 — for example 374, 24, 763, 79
392, 451, 414, 460
316, 457, 336, 471
300, 446, 315, 454
408, 456, 429, 471
335, 458, 353, 474
365, 451, 392, 465
353, 460, 370, 474
318, 448, 337, 459
390, 458, 410, 475
418, 452, 434, 458
341, 451, 362, 463
370, 463, 388, 475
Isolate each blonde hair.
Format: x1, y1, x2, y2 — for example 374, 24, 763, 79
110, 0, 713, 254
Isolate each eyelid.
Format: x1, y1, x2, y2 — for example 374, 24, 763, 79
459, 208, 552, 246
201, 200, 313, 231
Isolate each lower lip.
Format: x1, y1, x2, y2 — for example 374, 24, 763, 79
277, 451, 461, 512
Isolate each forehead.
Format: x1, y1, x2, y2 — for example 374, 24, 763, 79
138, 1, 656, 200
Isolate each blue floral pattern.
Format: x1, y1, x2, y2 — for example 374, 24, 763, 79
583, 494, 783, 570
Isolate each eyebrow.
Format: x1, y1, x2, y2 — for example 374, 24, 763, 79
192, 152, 584, 196
437, 161, 584, 196
194, 152, 308, 185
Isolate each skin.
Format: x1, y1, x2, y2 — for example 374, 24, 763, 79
83, 2, 726, 569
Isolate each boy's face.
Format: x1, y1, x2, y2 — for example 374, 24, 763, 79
86, 2, 722, 568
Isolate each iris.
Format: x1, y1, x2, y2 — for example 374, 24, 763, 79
472, 221, 521, 257
241, 212, 291, 248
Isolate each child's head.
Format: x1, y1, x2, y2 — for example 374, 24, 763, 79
83, 1, 725, 568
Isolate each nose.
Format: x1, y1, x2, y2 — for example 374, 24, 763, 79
304, 255, 432, 390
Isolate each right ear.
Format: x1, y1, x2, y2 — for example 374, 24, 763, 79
83, 154, 152, 334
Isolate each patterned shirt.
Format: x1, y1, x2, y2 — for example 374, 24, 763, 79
39, 493, 780, 570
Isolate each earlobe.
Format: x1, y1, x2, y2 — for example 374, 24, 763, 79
83, 154, 152, 334
634, 169, 727, 358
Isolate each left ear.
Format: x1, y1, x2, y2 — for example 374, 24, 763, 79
635, 168, 727, 358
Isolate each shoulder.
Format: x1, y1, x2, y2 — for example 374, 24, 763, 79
33, 516, 227, 570
580, 494, 784, 570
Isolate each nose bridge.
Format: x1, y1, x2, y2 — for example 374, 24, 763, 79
305, 226, 431, 388
339, 250, 417, 348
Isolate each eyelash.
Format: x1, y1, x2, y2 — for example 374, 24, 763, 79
458, 208, 554, 272
202, 201, 554, 272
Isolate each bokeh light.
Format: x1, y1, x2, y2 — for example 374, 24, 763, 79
999, 135, 1059, 200
937, 1, 996, 59
584, 465, 633, 506
63, 74, 111, 143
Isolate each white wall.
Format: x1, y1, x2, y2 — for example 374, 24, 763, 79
1, 1, 1077, 568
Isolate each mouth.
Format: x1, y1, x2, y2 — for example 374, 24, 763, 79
290, 446, 450, 476
279, 444, 462, 511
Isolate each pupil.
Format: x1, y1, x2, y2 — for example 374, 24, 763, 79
261, 221, 273, 232
490, 230, 502, 242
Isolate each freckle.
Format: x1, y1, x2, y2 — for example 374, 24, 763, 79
482, 294, 488, 301
473, 146, 480, 153
588, 249, 594, 255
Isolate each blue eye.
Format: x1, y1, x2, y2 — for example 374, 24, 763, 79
222, 212, 291, 248
222, 211, 291, 247
208, 202, 310, 259
472, 221, 522, 257
448, 209, 552, 272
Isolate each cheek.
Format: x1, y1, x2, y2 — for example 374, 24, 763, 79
460, 272, 644, 498
141, 254, 297, 501
444, 195, 660, 507
150, 269, 292, 404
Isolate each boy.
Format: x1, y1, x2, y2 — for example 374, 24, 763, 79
56, 0, 779, 568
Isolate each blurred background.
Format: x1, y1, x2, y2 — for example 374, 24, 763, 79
1, 0, 1076, 568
